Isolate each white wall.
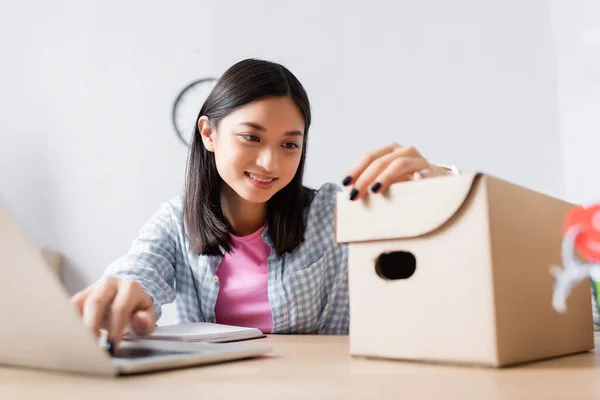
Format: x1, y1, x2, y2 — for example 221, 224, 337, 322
0, 0, 216, 297
551, 0, 600, 205
1, 0, 565, 323
210, 0, 563, 199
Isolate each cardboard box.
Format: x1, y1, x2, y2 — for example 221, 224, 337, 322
336, 173, 594, 367
40, 248, 62, 279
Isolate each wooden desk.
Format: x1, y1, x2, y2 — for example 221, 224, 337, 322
1, 334, 600, 399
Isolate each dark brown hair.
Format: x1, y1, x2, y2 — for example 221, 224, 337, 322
183, 59, 314, 256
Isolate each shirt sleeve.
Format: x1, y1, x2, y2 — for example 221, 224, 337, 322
103, 198, 180, 321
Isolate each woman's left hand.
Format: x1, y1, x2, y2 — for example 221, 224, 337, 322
342, 142, 452, 201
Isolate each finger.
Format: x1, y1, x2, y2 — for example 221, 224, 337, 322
413, 168, 439, 181
131, 309, 157, 336
82, 278, 119, 337
350, 151, 399, 200
71, 285, 95, 315
395, 145, 421, 158
109, 280, 153, 347
342, 142, 400, 186
372, 156, 430, 194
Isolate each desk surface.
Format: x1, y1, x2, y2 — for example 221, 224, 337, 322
1, 334, 600, 399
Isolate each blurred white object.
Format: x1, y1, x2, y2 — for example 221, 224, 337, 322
550, 225, 600, 313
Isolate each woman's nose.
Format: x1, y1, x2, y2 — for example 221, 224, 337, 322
256, 149, 278, 171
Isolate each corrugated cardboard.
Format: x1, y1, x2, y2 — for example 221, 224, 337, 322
336, 173, 594, 367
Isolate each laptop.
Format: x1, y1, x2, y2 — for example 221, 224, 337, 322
0, 202, 271, 376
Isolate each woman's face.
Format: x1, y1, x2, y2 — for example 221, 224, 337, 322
199, 96, 305, 204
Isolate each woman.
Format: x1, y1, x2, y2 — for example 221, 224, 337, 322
71, 58, 458, 350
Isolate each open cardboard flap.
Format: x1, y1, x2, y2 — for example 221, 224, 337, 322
336, 173, 482, 243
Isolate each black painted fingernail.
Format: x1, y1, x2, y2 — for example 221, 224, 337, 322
371, 182, 382, 193
107, 339, 115, 356
349, 188, 359, 201
342, 176, 352, 186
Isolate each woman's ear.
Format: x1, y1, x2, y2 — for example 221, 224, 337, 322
198, 116, 216, 152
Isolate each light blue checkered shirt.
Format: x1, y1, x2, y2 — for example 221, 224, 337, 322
104, 183, 349, 334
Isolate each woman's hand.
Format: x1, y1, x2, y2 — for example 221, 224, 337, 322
71, 277, 157, 350
342, 142, 453, 201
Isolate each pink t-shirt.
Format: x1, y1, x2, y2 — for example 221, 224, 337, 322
214, 224, 273, 333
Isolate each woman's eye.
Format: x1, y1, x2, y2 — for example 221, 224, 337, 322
241, 134, 260, 142
283, 143, 299, 149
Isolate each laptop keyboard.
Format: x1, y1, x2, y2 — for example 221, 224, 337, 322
113, 346, 191, 359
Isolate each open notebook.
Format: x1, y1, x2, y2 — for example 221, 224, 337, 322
124, 322, 265, 343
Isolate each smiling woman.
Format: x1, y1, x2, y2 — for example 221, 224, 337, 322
199, 98, 305, 211
71, 58, 459, 349
188, 63, 313, 257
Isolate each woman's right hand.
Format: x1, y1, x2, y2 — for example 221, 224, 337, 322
71, 277, 157, 348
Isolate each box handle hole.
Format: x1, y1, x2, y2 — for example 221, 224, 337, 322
375, 251, 416, 280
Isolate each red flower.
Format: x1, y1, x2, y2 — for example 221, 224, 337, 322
565, 204, 600, 263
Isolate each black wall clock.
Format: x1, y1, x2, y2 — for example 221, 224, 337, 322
171, 77, 218, 147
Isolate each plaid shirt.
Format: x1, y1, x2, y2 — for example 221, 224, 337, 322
104, 183, 349, 334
